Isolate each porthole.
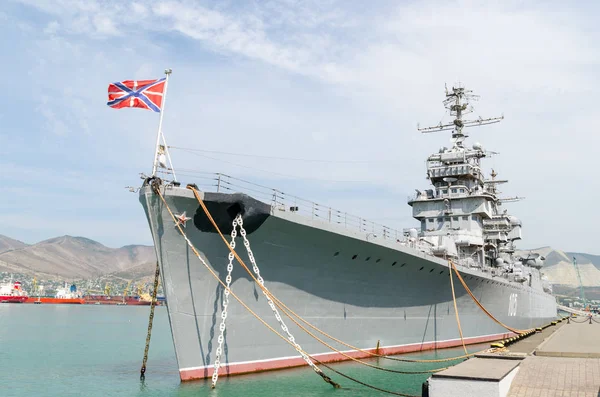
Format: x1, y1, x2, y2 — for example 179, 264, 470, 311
376, 259, 381, 263
419, 267, 424, 271
352, 255, 357, 260
400, 263, 407, 267
392, 261, 397, 266
439, 270, 444, 275
429, 269, 434, 273
366, 257, 371, 261
334, 252, 339, 256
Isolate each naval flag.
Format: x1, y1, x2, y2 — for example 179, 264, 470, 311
107, 78, 166, 112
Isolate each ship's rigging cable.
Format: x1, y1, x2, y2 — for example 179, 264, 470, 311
187, 187, 474, 371
153, 187, 341, 389
448, 261, 468, 355
169, 145, 393, 164
154, 187, 427, 397
187, 186, 476, 364
171, 147, 376, 183
140, 261, 161, 379
448, 261, 530, 335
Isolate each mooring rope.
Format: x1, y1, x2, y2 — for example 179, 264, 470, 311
189, 186, 478, 364
188, 186, 475, 369
448, 261, 468, 355
154, 188, 340, 389
448, 260, 529, 335
140, 261, 161, 379
153, 187, 441, 396
229, 212, 448, 375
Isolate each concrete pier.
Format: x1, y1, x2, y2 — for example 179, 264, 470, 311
427, 317, 600, 397
508, 318, 600, 396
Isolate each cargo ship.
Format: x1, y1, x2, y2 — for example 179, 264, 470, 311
0, 281, 28, 303
26, 283, 85, 304
83, 295, 154, 305
138, 84, 557, 381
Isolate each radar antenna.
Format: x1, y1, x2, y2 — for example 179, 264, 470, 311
417, 84, 504, 148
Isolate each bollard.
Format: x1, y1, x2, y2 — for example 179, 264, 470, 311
421, 379, 430, 397
567, 317, 570, 324
589, 315, 593, 325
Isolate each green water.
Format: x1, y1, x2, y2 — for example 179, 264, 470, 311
0, 305, 485, 397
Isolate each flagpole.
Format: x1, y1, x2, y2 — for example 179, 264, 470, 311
151, 68, 172, 177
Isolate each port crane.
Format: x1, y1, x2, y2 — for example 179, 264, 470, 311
122, 280, 132, 304
572, 257, 587, 310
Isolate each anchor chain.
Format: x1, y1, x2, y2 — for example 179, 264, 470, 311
211, 215, 240, 388
140, 261, 161, 379
236, 217, 328, 380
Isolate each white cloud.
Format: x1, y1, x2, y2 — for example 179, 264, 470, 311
4, 0, 600, 253
43, 20, 60, 34
131, 2, 148, 18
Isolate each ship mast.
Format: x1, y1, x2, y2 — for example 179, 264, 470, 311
418, 84, 504, 147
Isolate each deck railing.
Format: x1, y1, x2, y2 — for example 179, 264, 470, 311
177, 171, 406, 242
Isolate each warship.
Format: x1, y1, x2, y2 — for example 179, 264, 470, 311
139, 84, 557, 381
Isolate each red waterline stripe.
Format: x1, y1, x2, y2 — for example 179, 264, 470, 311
179, 332, 514, 381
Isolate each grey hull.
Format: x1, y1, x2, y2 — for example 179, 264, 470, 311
139, 185, 557, 380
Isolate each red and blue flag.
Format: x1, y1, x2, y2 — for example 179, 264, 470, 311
107, 78, 166, 112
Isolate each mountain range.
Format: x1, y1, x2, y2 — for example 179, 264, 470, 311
0, 234, 155, 279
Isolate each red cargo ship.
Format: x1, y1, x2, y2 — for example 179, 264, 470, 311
0, 281, 28, 303
26, 297, 85, 304
25, 283, 85, 304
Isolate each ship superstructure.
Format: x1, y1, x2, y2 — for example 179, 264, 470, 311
410, 85, 541, 287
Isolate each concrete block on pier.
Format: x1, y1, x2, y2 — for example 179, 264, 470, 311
429, 356, 523, 397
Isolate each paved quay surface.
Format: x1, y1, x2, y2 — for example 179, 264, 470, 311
537, 319, 600, 358
507, 319, 600, 397
507, 321, 566, 355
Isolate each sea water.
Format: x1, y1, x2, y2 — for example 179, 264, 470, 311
0, 305, 484, 397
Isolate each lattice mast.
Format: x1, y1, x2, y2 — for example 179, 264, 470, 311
418, 84, 503, 147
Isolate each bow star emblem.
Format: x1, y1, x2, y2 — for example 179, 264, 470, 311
175, 212, 192, 228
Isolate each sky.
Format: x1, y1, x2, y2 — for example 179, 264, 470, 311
1, 0, 599, 253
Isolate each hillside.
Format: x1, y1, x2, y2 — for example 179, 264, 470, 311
0, 235, 28, 254
517, 247, 600, 287
566, 252, 600, 271
0, 235, 155, 279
